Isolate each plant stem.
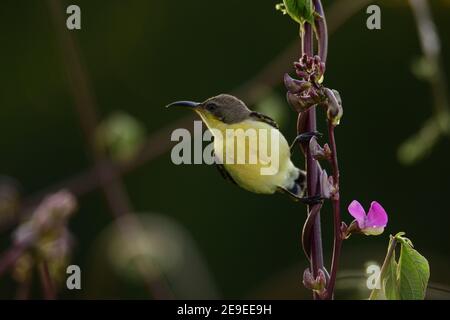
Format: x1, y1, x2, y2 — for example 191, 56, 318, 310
369, 237, 398, 300
46, 0, 174, 300
0, 243, 28, 277
16, 273, 32, 300
299, 22, 325, 300
313, 0, 345, 300
397, 0, 450, 165
325, 122, 342, 299
409, 0, 449, 124
313, 0, 328, 62
38, 260, 56, 300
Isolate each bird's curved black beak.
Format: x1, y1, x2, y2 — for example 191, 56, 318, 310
166, 101, 200, 109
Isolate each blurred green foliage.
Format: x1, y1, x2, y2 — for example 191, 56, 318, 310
96, 111, 146, 163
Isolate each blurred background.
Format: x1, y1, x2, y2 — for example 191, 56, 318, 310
0, 0, 449, 299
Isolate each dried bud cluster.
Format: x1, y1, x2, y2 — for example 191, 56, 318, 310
12, 190, 77, 284
285, 55, 326, 113
295, 54, 326, 84
14, 191, 76, 245
284, 54, 343, 127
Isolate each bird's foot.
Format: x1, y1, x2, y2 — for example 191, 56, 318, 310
299, 195, 324, 206
290, 131, 323, 149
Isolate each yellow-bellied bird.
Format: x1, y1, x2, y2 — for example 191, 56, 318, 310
167, 94, 320, 204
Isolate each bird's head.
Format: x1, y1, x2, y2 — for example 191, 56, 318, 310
167, 94, 251, 127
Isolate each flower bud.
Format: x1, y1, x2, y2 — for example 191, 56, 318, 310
323, 144, 332, 159
309, 137, 325, 160
303, 268, 327, 293
13, 191, 77, 246
318, 168, 337, 200
332, 89, 342, 106
287, 92, 309, 113
295, 55, 326, 85
319, 169, 332, 199
324, 88, 343, 126
284, 73, 311, 94
294, 69, 309, 80
310, 139, 332, 161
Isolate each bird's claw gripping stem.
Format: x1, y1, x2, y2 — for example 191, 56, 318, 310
290, 131, 323, 149
300, 195, 324, 206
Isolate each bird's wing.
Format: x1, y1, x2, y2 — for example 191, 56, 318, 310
249, 111, 279, 129
214, 153, 238, 186
215, 162, 238, 186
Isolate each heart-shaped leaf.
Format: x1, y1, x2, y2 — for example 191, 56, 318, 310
370, 233, 430, 300
276, 0, 315, 25
397, 237, 430, 300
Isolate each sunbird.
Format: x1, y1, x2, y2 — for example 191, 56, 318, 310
167, 94, 320, 204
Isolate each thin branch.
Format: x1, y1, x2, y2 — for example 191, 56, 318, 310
325, 121, 342, 299
409, 0, 449, 119
38, 260, 56, 300
46, 0, 174, 300
314, 0, 328, 62
15, 273, 32, 300
369, 237, 398, 300
46, 0, 130, 217
399, 0, 450, 164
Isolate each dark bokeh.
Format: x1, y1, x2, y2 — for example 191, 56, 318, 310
0, 0, 449, 299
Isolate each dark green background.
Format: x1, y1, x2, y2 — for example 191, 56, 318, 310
0, 0, 449, 299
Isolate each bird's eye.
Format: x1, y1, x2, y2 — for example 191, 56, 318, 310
205, 102, 217, 112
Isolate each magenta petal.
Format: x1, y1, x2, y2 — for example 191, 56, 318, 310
366, 201, 388, 228
348, 200, 366, 228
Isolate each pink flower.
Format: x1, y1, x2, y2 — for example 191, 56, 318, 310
347, 200, 388, 236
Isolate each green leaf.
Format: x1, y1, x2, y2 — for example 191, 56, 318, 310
95, 111, 146, 163
276, 0, 315, 25
397, 238, 430, 300
370, 233, 430, 300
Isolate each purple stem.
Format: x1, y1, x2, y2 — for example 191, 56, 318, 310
325, 122, 342, 299
314, 0, 328, 62
38, 260, 56, 300
299, 22, 325, 300
314, 0, 342, 299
